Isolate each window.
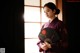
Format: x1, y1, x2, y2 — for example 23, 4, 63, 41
24, 0, 56, 53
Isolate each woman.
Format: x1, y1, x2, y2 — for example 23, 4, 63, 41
37, 2, 68, 53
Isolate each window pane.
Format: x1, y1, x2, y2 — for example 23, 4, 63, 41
24, 7, 40, 22
42, 22, 46, 26
24, 0, 40, 6
42, 0, 56, 7
42, 8, 49, 22
24, 23, 41, 38
25, 39, 40, 53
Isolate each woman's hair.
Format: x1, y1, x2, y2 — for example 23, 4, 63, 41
43, 2, 60, 14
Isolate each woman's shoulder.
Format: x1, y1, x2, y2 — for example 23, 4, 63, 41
57, 20, 65, 27
57, 19, 64, 24
53, 17, 64, 25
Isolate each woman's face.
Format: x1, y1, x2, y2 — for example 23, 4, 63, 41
43, 6, 55, 19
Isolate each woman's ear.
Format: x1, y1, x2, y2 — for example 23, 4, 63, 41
53, 9, 56, 14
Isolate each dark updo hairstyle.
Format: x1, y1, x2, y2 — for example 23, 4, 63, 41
43, 2, 60, 14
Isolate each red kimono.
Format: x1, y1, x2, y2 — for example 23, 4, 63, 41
37, 17, 68, 53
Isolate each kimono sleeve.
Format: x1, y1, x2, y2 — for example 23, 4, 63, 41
37, 25, 44, 52
58, 21, 68, 49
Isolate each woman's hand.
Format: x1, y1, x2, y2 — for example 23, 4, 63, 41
39, 43, 48, 51
44, 42, 51, 48
39, 42, 51, 51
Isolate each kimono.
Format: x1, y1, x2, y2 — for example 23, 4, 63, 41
37, 17, 68, 53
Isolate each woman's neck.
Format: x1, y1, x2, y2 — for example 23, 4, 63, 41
49, 16, 56, 23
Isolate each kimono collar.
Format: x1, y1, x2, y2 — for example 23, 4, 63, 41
49, 17, 59, 24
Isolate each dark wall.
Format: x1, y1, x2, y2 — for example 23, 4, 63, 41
63, 1, 80, 53
65, 0, 80, 2
1, 0, 24, 53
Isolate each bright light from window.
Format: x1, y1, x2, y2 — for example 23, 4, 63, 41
25, 39, 40, 53
42, 0, 56, 6
24, 23, 41, 38
24, 7, 40, 22
24, 0, 40, 6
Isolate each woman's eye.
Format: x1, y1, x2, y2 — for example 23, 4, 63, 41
47, 10, 49, 12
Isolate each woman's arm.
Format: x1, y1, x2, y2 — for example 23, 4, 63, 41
58, 21, 68, 49
37, 25, 45, 52
37, 41, 44, 52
